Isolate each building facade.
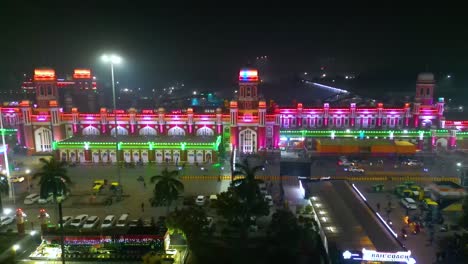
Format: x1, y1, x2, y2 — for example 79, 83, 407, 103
1, 69, 468, 164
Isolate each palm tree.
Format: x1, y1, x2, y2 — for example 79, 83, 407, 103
0, 174, 9, 214
33, 157, 71, 264
232, 157, 264, 203
150, 168, 184, 215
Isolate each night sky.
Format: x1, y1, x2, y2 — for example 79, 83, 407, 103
1, 4, 467, 101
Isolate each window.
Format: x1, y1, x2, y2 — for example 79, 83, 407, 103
246, 87, 251, 97
110, 126, 128, 136
427, 88, 430, 96
266, 126, 273, 137
48, 86, 52, 95
344, 118, 349, 126
420, 88, 424, 96
82, 126, 100, 135
168, 126, 185, 136
371, 119, 375, 125
196, 127, 214, 136
139, 126, 157, 136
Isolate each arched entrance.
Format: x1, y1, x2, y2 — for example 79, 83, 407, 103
34, 127, 52, 152
436, 138, 448, 149
239, 128, 257, 153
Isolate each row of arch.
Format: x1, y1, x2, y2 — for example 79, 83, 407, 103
82, 125, 215, 136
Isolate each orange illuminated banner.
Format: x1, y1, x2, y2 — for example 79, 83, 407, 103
34, 69, 56, 81
73, 69, 91, 79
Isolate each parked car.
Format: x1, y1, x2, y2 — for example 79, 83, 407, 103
83, 216, 100, 229
116, 214, 129, 227
259, 183, 268, 195
70, 214, 88, 228
60, 216, 73, 227
38, 194, 54, 204
209, 194, 217, 202
265, 195, 274, 206
0, 216, 15, 226
405, 160, 423, 166
10, 175, 25, 183
24, 193, 41, 205
400, 198, 418, 210
195, 195, 206, 206
101, 215, 116, 228
128, 218, 141, 227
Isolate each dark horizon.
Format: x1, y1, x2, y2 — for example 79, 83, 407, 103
1, 5, 467, 103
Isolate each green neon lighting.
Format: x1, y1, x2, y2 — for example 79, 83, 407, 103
148, 142, 154, 150
214, 135, 222, 150
52, 141, 58, 150
117, 142, 123, 150
181, 142, 186, 151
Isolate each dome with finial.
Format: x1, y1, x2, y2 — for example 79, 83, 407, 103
417, 72, 434, 82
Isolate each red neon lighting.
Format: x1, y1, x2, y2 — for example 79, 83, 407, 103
34, 69, 56, 81
239, 69, 259, 81
73, 69, 91, 79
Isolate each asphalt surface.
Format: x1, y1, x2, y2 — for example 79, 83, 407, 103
306, 180, 403, 253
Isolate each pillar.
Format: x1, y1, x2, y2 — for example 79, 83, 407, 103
430, 129, 437, 151
229, 101, 238, 148
350, 103, 356, 127
296, 103, 303, 127
449, 129, 457, 149
187, 108, 194, 134
129, 108, 137, 135
323, 103, 329, 128
377, 103, 383, 127
158, 107, 165, 134
258, 101, 266, 149
216, 108, 223, 134
100, 108, 107, 134
413, 102, 420, 128
273, 107, 281, 148
19, 101, 34, 153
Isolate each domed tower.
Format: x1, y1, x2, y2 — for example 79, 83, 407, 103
415, 72, 435, 105
238, 67, 259, 110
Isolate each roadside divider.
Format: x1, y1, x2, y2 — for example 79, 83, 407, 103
179, 175, 460, 184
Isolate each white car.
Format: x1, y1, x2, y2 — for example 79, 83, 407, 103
24, 193, 41, 205
407, 160, 423, 166
195, 195, 206, 206
60, 216, 73, 227
116, 214, 129, 227
346, 166, 365, 173
83, 216, 100, 229
101, 215, 116, 228
0, 216, 15, 226
128, 219, 141, 227
70, 214, 88, 228
401, 198, 418, 210
264, 195, 273, 206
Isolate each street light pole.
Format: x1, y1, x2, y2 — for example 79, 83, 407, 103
110, 62, 121, 187
102, 54, 123, 193
0, 108, 13, 203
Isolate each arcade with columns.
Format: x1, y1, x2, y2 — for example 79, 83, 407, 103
1, 69, 468, 164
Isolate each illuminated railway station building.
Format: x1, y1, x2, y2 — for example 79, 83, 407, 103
1, 68, 468, 164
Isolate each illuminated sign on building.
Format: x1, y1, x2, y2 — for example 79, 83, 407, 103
342, 249, 416, 264
73, 69, 92, 79
34, 69, 56, 81
239, 69, 259, 82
